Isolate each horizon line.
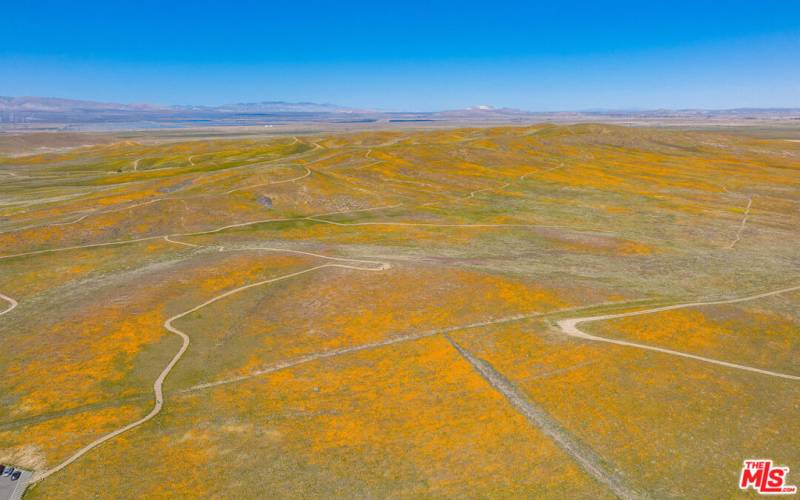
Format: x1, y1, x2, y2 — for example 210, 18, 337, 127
3, 95, 800, 115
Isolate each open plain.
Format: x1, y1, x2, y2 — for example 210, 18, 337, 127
0, 124, 798, 498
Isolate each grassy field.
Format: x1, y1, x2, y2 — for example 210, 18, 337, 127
0, 124, 798, 497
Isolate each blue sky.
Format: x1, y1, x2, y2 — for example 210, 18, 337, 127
2, 0, 799, 110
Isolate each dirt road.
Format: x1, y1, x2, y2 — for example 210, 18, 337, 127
224, 165, 312, 194
727, 196, 753, 249
30, 248, 391, 484
556, 284, 800, 380
0, 293, 17, 316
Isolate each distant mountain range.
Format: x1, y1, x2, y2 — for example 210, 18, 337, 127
0, 96, 365, 114
1, 96, 799, 130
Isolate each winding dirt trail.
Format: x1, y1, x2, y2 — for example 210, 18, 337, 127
0, 204, 401, 261
519, 162, 565, 180
556, 284, 800, 381
727, 196, 753, 249
163, 235, 200, 248
30, 247, 390, 484
0, 292, 17, 316
467, 187, 492, 198
0, 299, 644, 434
0, 197, 175, 236
224, 165, 312, 194
0, 236, 166, 261
0, 141, 327, 236
0, 204, 603, 262
303, 217, 592, 231
466, 182, 510, 198
182, 307, 560, 393
31, 321, 190, 483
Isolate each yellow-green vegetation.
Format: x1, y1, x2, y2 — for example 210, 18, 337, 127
0, 125, 798, 497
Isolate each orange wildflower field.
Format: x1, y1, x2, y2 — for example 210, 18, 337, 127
0, 124, 798, 497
